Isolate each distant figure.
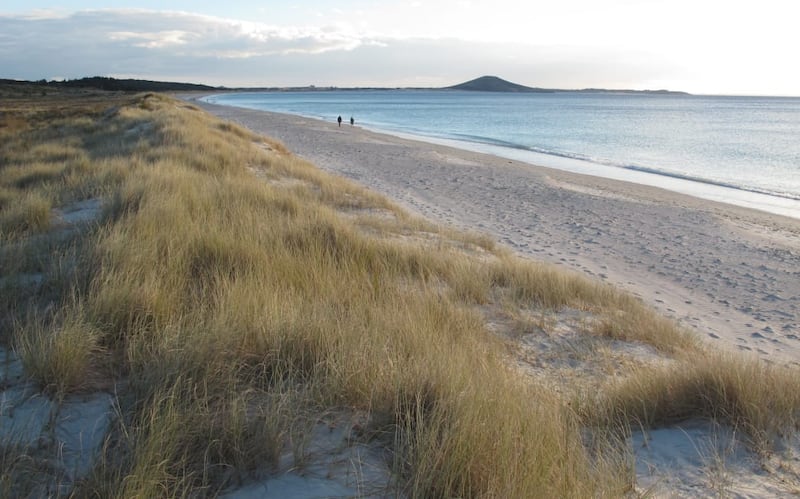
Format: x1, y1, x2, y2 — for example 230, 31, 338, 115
337, 115, 342, 127
350, 116, 354, 126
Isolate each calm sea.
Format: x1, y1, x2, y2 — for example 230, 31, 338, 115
204, 91, 800, 218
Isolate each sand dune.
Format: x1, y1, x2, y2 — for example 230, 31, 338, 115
196, 100, 800, 367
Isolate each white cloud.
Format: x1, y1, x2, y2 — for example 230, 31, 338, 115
0, 9, 370, 66
109, 30, 195, 49
0, 8, 672, 89
1, 6, 796, 94
3, 8, 70, 20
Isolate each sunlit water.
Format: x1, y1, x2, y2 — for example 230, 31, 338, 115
204, 91, 800, 218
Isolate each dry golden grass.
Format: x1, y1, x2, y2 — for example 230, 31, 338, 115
14, 309, 104, 396
584, 351, 800, 453
1, 84, 798, 497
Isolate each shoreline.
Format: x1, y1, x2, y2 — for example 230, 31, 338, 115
199, 93, 800, 221
406, 133, 800, 220
193, 98, 800, 366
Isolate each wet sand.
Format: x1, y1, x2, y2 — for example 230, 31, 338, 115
196, 99, 800, 366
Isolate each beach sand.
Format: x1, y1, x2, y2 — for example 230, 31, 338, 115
196, 100, 800, 367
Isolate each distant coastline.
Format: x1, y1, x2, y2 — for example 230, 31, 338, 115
1, 75, 691, 96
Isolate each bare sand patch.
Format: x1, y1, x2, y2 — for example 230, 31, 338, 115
0, 346, 114, 493
631, 420, 800, 497
53, 198, 102, 226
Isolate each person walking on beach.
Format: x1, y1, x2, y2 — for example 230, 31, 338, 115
350, 116, 354, 126
337, 115, 342, 127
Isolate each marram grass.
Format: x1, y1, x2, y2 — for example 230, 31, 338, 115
1, 86, 798, 497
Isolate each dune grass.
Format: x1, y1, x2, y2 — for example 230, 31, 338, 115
583, 351, 800, 453
13, 308, 104, 396
2, 85, 798, 497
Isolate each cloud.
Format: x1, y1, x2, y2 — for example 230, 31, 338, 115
0, 9, 372, 80
108, 30, 195, 49
0, 8, 674, 90
1, 4, 797, 94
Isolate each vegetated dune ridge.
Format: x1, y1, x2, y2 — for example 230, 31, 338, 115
0, 86, 798, 497
197, 98, 800, 368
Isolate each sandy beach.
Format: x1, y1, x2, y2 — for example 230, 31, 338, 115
197, 100, 800, 367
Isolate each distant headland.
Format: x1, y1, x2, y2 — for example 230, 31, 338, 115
1, 75, 690, 96
446, 75, 554, 93
446, 75, 690, 95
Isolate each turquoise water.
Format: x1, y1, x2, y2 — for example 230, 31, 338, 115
204, 90, 800, 216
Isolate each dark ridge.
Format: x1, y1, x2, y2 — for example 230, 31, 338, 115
57, 77, 218, 92
2, 77, 219, 92
446, 75, 553, 93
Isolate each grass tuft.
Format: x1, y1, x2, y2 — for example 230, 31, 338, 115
14, 309, 103, 396
0, 191, 52, 235
583, 351, 800, 451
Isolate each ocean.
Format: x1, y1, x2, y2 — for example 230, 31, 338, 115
203, 90, 800, 219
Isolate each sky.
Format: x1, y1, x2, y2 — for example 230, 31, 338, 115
1, 1, 798, 96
